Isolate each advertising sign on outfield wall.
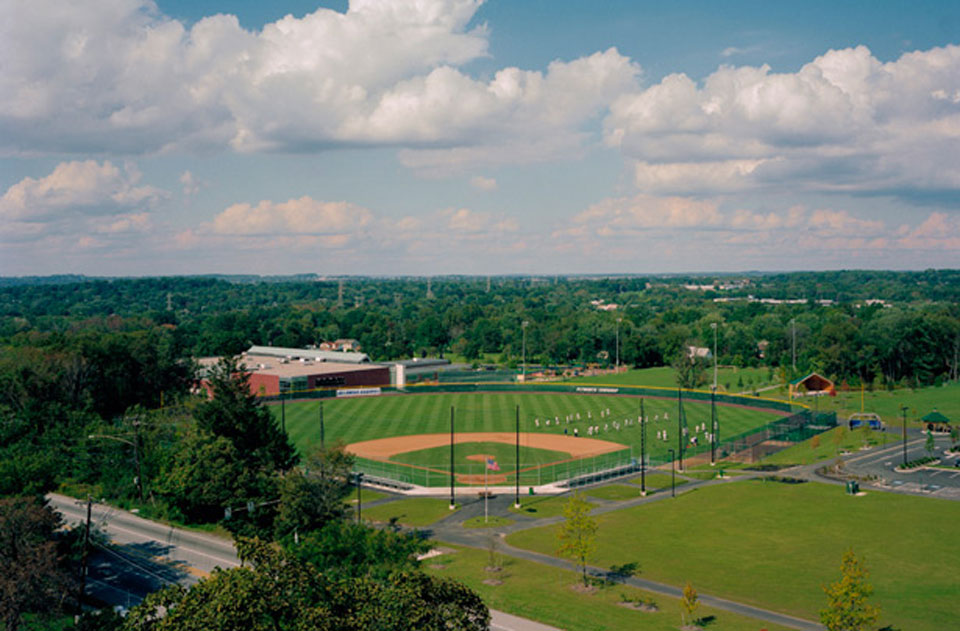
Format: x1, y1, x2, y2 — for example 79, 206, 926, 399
336, 387, 382, 398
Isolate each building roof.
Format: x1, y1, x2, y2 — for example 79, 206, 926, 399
240, 354, 384, 379
921, 410, 951, 424
245, 345, 370, 364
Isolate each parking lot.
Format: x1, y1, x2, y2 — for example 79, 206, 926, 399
840, 431, 960, 498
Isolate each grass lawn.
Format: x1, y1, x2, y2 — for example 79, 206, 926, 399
810, 381, 960, 428
463, 515, 514, 528
347, 488, 389, 504
627, 472, 689, 491
582, 484, 643, 501
509, 494, 592, 519
762, 425, 892, 466
424, 544, 795, 631
507, 479, 960, 631
360, 497, 457, 527
390, 441, 570, 475
566, 365, 777, 392
280, 392, 784, 469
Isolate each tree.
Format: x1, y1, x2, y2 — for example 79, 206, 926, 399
681, 581, 699, 627
284, 520, 428, 581
123, 538, 487, 631
820, 549, 880, 631
274, 444, 355, 540
672, 347, 708, 389
925, 430, 936, 459
0, 497, 76, 631
195, 357, 297, 472
556, 493, 597, 586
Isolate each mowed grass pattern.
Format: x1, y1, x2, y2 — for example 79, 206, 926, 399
279, 392, 784, 465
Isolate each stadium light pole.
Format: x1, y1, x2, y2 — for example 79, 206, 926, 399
515, 405, 521, 508
521, 320, 529, 381
790, 318, 797, 374
668, 448, 676, 497
449, 406, 456, 510
616, 317, 622, 371
319, 399, 325, 448
711, 322, 718, 391
640, 398, 646, 496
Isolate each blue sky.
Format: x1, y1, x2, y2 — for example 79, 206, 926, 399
1, 0, 958, 276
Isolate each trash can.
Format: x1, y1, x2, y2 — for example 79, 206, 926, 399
528, 487, 535, 495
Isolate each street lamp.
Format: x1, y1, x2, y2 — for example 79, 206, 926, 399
668, 448, 676, 498
88, 432, 143, 501
616, 317, 622, 371
355, 472, 364, 523
521, 320, 529, 381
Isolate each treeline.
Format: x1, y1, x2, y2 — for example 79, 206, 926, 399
1, 272, 958, 386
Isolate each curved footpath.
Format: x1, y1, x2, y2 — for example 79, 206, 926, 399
426, 474, 825, 631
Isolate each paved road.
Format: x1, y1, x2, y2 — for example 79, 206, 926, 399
48, 493, 556, 631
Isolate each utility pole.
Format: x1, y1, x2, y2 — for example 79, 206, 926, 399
132, 419, 143, 501
615, 317, 621, 371
281, 390, 286, 434
78, 498, 92, 613
319, 400, 325, 448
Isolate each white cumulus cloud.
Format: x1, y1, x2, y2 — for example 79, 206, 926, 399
605, 44, 960, 196
0, 0, 639, 170
0, 160, 165, 221
211, 197, 373, 236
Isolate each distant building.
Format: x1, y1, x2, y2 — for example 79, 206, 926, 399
196, 345, 387, 397
686, 346, 712, 361
788, 373, 836, 398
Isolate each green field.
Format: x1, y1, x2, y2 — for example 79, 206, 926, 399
360, 497, 457, 527
508, 479, 960, 631
279, 392, 786, 476
567, 365, 777, 392
424, 544, 794, 631
813, 381, 960, 428
762, 425, 892, 466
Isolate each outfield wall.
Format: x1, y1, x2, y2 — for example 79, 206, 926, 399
265, 380, 799, 415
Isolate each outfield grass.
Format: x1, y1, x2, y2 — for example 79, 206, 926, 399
508, 479, 960, 631
390, 441, 571, 475
280, 392, 784, 470
424, 544, 795, 631
360, 497, 457, 527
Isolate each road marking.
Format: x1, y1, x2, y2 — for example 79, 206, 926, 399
101, 521, 240, 567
